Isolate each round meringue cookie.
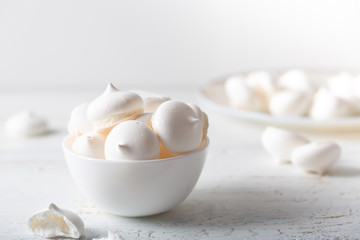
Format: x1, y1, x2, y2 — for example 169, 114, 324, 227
131, 90, 170, 112
309, 88, 354, 120
278, 69, 314, 92
67, 103, 93, 136
152, 100, 203, 154
261, 126, 309, 164
72, 131, 106, 159
291, 142, 341, 175
245, 70, 277, 101
189, 104, 209, 141
87, 83, 144, 132
5, 110, 48, 137
224, 75, 265, 112
269, 90, 312, 117
105, 120, 160, 160
327, 72, 355, 101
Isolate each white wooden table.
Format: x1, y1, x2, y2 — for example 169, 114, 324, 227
1, 86, 360, 239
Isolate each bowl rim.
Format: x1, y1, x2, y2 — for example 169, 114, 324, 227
62, 135, 209, 164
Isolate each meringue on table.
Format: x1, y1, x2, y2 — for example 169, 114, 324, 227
28, 203, 84, 239
5, 110, 49, 137
261, 126, 309, 164
291, 141, 341, 175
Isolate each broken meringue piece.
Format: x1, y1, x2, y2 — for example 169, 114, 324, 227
5, 110, 48, 137
291, 142, 341, 175
28, 203, 84, 239
261, 126, 309, 164
93, 231, 122, 240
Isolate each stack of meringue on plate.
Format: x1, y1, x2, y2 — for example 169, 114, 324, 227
224, 69, 360, 120
68, 83, 208, 160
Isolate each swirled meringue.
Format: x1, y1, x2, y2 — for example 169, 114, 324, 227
87, 83, 144, 132
131, 90, 170, 112
5, 110, 48, 137
28, 203, 84, 239
72, 131, 106, 159
261, 126, 309, 164
67, 103, 93, 136
152, 100, 203, 154
105, 120, 160, 160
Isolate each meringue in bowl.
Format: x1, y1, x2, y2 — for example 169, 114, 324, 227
62, 135, 209, 217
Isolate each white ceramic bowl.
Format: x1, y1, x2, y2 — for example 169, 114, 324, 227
62, 135, 209, 217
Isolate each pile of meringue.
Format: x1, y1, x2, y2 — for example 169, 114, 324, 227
68, 83, 208, 160
225, 69, 360, 119
262, 126, 341, 175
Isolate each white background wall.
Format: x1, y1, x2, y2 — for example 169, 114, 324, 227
1, 0, 360, 88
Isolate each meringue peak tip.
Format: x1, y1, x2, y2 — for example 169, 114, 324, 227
189, 117, 200, 124
106, 83, 119, 92
118, 143, 128, 149
48, 203, 58, 210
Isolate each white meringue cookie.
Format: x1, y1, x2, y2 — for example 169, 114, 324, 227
309, 88, 354, 120
278, 69, 314, 92
72, 131, 106, 159
291, 142, 341, 175
224, 75, 265, 112
105, 120, 160, 160
131, 90, 170, 112
87, 83, 144, 131
28, 203, 84, 239
67, 103, 93, 136
261, 126, 309, 164
245, 71, 277, 101
327, 72, 355, 100
5, 110, 48, 137
93, 231, 122, 240
189, 104, 209, 141
269, 90, 312, 117
152, 100, 203, 154
133, 112, 153, 127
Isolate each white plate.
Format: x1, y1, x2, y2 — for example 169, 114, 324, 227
198, 69, 360, 129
